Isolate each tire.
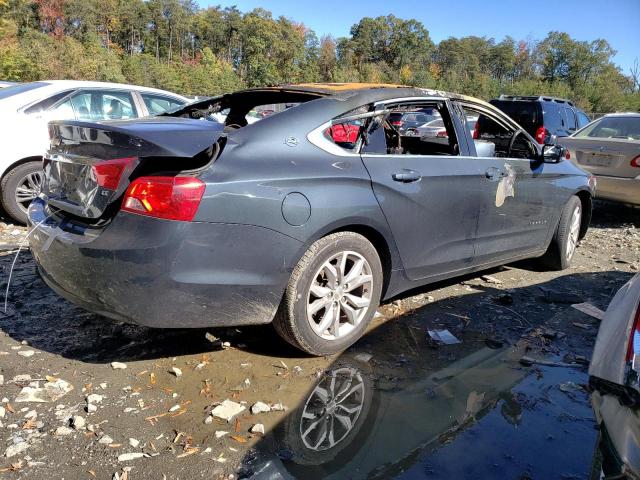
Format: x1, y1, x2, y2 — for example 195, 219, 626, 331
540, 196, 582, 270
273, 232, 383, 356
1, 161, 44, 225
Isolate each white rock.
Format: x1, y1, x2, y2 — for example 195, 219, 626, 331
270, 403, 288, 412
15, 378, 73, 403
100, 383, 107, 389
12, 374, 31, 382
354, 353, 372, 363
215, 431, 228, 439
168, 404, 180, 412
4, 441, 29, 458
98, 435, 113, 445
118, 452, 144, 462
55, 426, 73, 436
204, 416, 213, 425
86, 393, 104, 404
0, 374, 4, 386
170, 367, 182, 377
24, 410, 37, 419
71, 415, 86, 430
111, 362, 127, 370
17, 350, 35, 358
250, 423, 265, 435
250, 401, 271, 415
211, 400, 246, 422
128, 438, 140, 448
86, 404, 98, 413
0, 406, 5, 418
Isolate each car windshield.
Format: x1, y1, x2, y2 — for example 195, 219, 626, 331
0, 82, 49, 101
574, 116, 640, 140
490, 100, 538, 133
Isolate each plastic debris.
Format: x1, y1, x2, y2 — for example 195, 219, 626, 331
427, 329, 461, 345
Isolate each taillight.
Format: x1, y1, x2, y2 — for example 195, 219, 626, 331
565, 149, 571, 160
472, 121, 480, 139
92, 157, 137, 190
631, 155, 640, 168
436, 130, 448, 138
122, 176, 205, 222
391, 121, 403, 127
625, 301, 640, 370
535, 126, 548, 145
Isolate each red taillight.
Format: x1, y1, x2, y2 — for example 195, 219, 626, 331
391, 121, 403, 126
92, 157, 137, 190
535, 126, 548, 145
565, 149, 571, 160
631, 155, 640, 168
625, 301, 640, 364
122, 176, 205, 222
436, 129, 448, 138
472, 121, 480, 139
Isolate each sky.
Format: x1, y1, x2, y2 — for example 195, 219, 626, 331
202, 0, 640, 73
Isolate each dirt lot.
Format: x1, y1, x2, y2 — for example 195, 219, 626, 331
0, 202, 638, 480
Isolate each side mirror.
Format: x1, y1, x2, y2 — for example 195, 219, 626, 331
542, 144, 567, 163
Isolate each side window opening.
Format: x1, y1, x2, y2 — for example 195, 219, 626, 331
362, 102, 458, 156
464, 105, 537, 160
324, 105, 369, 152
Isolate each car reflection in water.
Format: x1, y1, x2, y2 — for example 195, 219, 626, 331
241, 341, 534, 479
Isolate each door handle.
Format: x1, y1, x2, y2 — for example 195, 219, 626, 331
392, 170, 422, 183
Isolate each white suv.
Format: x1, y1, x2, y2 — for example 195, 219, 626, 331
0, 80, 189, 223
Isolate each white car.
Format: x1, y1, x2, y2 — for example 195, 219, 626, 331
0, 80, 189, 223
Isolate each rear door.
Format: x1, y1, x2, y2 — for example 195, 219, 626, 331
358, 98, 481, 281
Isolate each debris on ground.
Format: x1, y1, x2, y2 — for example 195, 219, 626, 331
428, 329, 462, 345
250, 424, 265, 435
519, 356, 582, 369
571, 302, 606, 320
110, 362, 127, 370
210, 400, 246, 422
14, 378, 73, 403
250, 402, 271, 415
481, 275, 502, 284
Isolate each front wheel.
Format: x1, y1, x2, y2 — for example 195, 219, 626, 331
273, 232, 383, 356
540, 196, 582, 270
1, 161, 44, 224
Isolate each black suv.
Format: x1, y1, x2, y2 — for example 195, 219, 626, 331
490, 95, 591, 144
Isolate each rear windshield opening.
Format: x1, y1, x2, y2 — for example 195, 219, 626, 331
171, 90, 325, 132
490, 100, 538, 134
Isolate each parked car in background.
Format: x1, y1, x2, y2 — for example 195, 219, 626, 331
490, 95, 591, 145
389, 109, 440, 135
589, 273, 640, 479
0, 81, 19, 89
29, 84, 594, 356
560, 113, 640, 206
0, 80, 189, 223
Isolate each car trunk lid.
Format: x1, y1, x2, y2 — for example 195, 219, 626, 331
565, 138, 640, 178
42, 118, 223, 219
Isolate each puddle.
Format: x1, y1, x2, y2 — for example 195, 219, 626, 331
241, 347, 597, 479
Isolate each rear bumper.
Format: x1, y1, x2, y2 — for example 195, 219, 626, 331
594, 175, 640, 206
28, 199, 302, 328
591, 390, 640, 479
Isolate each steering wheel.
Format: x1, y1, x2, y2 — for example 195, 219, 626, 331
506, 129, 535, 158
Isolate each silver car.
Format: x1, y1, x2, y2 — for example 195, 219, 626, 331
589, 273, 640, 478
561, 113, 640, 206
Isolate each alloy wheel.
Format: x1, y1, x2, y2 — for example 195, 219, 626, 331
299, 367, 366, 451
306, 251, 373, 340
15, 170, 43, 214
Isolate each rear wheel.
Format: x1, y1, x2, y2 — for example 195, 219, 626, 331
274, 232, 383, 356
540, 196, 582, 270
1, 161, 43, 224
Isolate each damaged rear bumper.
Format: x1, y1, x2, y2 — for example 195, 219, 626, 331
28, 198, 301, 328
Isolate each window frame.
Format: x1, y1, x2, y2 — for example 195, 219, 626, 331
138, 91, 187, 116
48, 88, 140, 120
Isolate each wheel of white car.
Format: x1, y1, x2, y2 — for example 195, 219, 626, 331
1, 161, 44, 225
540, 196, 582, 271
273, 232, 383, 356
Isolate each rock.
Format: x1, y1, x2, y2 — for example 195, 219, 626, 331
118, 452, 144, 462
98, 435, 113, 445
17, 350, 35, 358
71, 415, 86, 430
12, 374, 31, 383
170, 367, 182, 377
210, 400, 246, 422
354, 353, 372, 363
481, 275, 502, 284
55, 426, 74, 436
204, 416, 213, 425
128, 438, 140, 448
100, 383, 108, 389
0, 406, 4, 418
168, 404, 180, 412
86, 404, 98, 413
214, 431, 228, 439
251, 401, 271, 415
0, 374, 3, 386
111, 362, 127, 370
15, 378, 73, 403
250, 424, 265, 435
4, 441, 29, 458
86, 394, 104, 404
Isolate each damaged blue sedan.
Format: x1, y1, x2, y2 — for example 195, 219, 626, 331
28, 84, 595, 355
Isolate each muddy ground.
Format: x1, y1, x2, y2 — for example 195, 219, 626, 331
0, 202, 638, 480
